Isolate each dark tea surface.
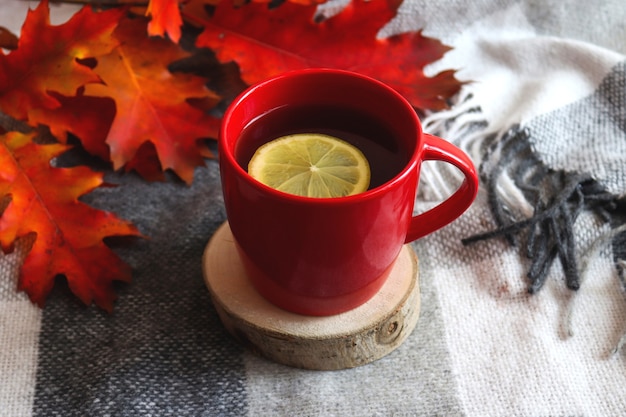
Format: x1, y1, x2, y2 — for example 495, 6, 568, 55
235, 104, 411, 189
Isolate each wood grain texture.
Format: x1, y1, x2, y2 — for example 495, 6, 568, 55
203, 222, 421, 370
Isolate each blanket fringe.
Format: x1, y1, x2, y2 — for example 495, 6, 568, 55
460, 124, 626, 297
422, 91, 491, 159
420, 95, 626, 351
420, 92, 491, 201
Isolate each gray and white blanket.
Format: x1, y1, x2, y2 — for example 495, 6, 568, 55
1, 0, 625, 416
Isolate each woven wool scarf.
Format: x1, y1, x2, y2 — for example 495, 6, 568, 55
413, 12, 626, 343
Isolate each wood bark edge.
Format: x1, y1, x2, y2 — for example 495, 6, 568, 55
203, 222, 421, 370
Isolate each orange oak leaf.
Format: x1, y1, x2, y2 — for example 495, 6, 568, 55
0, 131, 142, 311
84, 16, 221, 184
194, 0, 461, 110
146, 0, 183, 43
0, 0, 124, 121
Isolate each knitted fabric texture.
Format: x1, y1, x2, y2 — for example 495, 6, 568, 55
1, 1, 626, 416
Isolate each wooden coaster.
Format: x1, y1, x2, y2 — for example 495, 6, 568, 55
202, 222, 421, 370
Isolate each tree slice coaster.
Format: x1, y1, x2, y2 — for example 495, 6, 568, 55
202, 222, 421, 370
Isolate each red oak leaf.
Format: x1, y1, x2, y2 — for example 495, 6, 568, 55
194, 0, 461, 110
181, 0, 217, 26
84, 16, 221, 184
0, 131, 141, 311
28, 91, 116, 162
183, 0, 327, 18
0, 26, 18, 50
0, 0, 124, 121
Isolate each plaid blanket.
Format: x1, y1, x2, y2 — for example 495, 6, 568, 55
2, 0, 625, 416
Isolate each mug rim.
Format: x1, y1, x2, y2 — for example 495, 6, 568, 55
220, 68, 423, 205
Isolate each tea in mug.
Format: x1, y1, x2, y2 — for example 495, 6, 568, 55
235, 104, 411, 190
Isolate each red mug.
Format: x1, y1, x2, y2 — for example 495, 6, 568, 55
219, 68, 478, 316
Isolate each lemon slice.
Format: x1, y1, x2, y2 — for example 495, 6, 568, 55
248, 133, 371, 198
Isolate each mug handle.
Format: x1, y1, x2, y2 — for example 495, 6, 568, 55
404, 133, 479, 243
